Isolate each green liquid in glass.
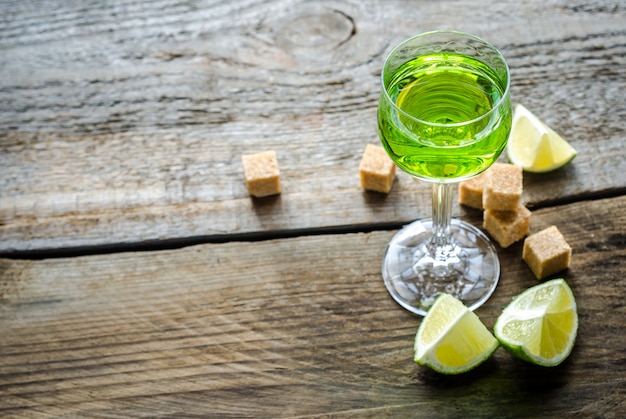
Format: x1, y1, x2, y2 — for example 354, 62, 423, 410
378, 52, 512, 182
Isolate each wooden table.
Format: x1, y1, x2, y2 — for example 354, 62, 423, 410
1, 1, 625, 417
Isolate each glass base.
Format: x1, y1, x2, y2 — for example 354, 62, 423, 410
382, 218, 500, 316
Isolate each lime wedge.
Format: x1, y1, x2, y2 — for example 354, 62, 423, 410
414, 294, 499, 374
506, 104, 577, 172
494, 278, 578, 366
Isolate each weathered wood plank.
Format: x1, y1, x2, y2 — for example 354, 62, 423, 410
1, 0, 625, 252
1, 196, 624, 417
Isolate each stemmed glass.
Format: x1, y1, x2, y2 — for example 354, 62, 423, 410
378, 31, 512, 315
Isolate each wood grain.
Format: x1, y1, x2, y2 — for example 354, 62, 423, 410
1, 195, 624, 417
1, 0, 625, 252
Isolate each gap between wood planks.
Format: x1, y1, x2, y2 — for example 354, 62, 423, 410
0, 222, 403, 261
2, 187, 623, 261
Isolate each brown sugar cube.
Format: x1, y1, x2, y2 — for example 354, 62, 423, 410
483, 163, 523, 211
241, 151, 281, 197
359, 144, 396, 193
523, 226, 572, 280
459, 171, 490, 209
483, 205, 531, 248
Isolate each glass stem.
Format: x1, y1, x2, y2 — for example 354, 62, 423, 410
430, 182, 454, 258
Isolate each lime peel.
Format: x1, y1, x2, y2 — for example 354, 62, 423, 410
494, 278, 578, 367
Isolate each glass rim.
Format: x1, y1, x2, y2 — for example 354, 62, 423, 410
380, 30, 511, 129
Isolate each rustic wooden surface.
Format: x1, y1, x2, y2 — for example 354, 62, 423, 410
1, 0, 625, 417
1, 197, 625, 417
1, 0, 625, 253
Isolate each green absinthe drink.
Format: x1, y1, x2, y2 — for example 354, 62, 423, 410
379, 52, 511, 182
377, 31, 512, 316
